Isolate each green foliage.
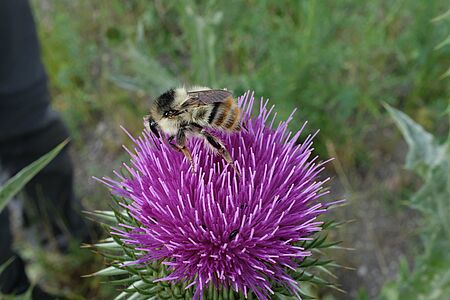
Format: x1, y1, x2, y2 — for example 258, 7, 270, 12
374, 105, 450, 300
0, 140, 68, 213
29, 0, 450, 298
369, 11, 450, 300
433, 9, 450, 78
108, 0, 450, 154
33, 0, 450, 157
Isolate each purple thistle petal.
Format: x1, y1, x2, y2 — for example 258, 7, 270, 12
101, 91, 333, 299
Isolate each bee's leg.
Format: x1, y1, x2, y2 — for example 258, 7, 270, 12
167, 135, 178, 150
170, 131, 195, 172
200, 130, 240, 176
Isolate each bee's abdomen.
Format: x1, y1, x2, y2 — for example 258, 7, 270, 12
207, 96, 241, 131
208, 102, 221, 124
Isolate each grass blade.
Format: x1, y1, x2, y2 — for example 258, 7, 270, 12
0, 139, 68, 213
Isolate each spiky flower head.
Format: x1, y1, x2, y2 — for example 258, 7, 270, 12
98, 92, 335, 299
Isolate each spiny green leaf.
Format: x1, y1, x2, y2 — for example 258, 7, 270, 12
85, 265, 129, 277
315, 265, 337, 278
114, 290, 129, 300
384, 104, 447, 175
299, 257, 333, 268
92, 240, 122, 250
107, 275, 141, 285
304, 234, 328, 250
100, 252, 132, 261
84, 210, 118, 224
317, 240, 342, 249
123, 279, 153, 294
410, 163, 449, 221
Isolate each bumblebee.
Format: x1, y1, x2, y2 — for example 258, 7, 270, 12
144, 86, 242, 174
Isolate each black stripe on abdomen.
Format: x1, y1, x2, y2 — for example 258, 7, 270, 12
208, 102, 221, 123
224, 107, 240, 130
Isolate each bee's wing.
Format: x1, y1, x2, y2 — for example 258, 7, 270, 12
182, 89, 232, 108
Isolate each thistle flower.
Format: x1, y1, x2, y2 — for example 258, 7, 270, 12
96, 91, 337, 299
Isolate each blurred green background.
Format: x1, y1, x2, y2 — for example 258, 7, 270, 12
26, 0, 449, 299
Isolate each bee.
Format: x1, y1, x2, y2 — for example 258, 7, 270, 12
144, 86, 242, 174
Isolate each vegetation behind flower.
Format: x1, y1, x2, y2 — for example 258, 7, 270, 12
91, 92, 343, 299
25, 1, 449, 298
364, 105, 450, 300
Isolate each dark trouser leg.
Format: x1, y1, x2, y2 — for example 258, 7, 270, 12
0, 118, 87, 243
0, 0, 87, 293
0, 0, 48, 293
0, 209, 29, 294
0, 118, 88, 294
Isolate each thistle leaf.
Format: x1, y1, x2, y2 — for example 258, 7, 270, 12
384, 104, 447, 175
85, 266, 129, 277
375, 106, 450, 299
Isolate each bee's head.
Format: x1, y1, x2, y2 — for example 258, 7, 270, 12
145, 88, 186, 137
151, 88, 186, 120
